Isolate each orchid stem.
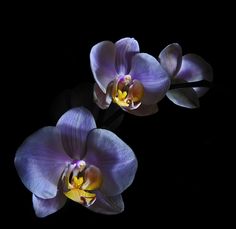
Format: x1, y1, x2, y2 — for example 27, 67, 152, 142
96, 105, 124, 129
102, 108, 123, 128
170, 80, 212, 90
97, 109, 106, 128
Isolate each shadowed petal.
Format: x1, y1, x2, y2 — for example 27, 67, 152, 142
57, 107, 96, 160
90, 41, 117, 93
125, 103, 159, 116
159, 43, 182, 77
15, 127, 71, 199
93, 83, 112, 109
176, 54, 213, 97
167, 87, 200, 108
33, 191, 67, 218
84, 129, 137, 196
88, 192, 124, 214
130, 53, 170, 104
115, 37, 140, 75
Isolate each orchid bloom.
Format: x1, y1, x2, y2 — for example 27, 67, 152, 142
90, 37, 170, 116
15, 107, 137, 217
159, 43, 213, 108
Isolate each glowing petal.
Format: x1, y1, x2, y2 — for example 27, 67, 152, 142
84, 129, 138, 196
159, 43, 182, 77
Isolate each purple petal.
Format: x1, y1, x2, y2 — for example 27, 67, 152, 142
115, 37, 140, 75
90, 41, 117, 93
56, 107, 96, 160
33, 191, 67, 217
84, 129, 137, 196
130, 53, 170, 104
176, 54, 213, 97
15, 127, 71, 199
93, 83, 112, 109
167, 87, 200, 108
88, 192, 124, 215
159, 43, 182, 77
125, 103, 159, 116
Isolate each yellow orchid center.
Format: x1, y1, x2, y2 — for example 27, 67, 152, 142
62, 161, 102, 207
109, 75, 144, 110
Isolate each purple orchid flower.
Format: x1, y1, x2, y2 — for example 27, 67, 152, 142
90, 37, 170, 116
159, 43, 213, 108
15, 107, 137, 217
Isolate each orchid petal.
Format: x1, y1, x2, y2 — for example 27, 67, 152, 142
88, 192, 124, 215
159, 43, 182, 77
93, 83, 112, 109
15, 127, 71, 199
56, 107, 96, 159
90, 41, 117, 93
167, 87, 200, 108
176, 54, 213, 97
33, 192, 66, 218
115, 37, 139, 75
130, 53, 170, 104
84, 129, 137, 196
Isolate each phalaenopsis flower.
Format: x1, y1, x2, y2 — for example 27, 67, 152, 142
90, 37, 170, 116
15, 107, 137, 217
159, 43, 213, 108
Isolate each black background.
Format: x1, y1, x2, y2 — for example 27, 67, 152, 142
1, 3, 233, 227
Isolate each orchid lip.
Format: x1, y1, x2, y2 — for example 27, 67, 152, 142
62, 160, 103, 207
107, 75, 144, 110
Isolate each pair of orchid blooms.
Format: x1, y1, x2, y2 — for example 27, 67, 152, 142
15, 38, 213, 217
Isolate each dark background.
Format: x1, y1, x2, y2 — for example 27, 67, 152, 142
1, 3, 233, 227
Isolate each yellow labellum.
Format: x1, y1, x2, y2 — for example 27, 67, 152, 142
111, 75, 144, 109
64, 189, 96, 206
63, 162, 102, 207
